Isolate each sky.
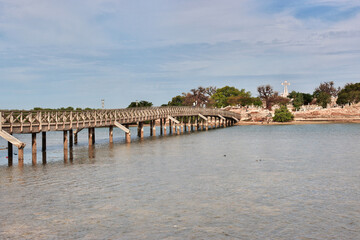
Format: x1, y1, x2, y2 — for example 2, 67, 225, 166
1, 0, 360, 109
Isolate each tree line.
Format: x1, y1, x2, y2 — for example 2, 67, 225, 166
31, 81, 360, 112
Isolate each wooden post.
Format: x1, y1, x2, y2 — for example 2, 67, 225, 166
64, 131, 68, 161
8, 142, 13, 166
191, 117, 194, 131
74, 132, 78, 144
205, 119, 209, 131
152, 120, 156, 136
88, 128, 93, 146
125, 125, 131, 143
169, 120, 172, 134
160, 119, 163, 135
92, 128, 95, 144
32, 133, 37, 165
109, 126, 113, 143
163, 119, 167, 136
42, 132, 46, 152
150, 120, 153, 136
137, 122, 144, 138
69, 129, 73, 148
18, 147, 24, 166
42, 132, 46, 164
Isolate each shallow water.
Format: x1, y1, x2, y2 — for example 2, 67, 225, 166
1, 124, 359, 239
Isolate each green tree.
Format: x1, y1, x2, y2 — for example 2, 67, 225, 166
273, 105, 294, 122
167, 95, 185, 106
336, 83, 360, 105
182, 86, 214, 107
127, 100, 153, 108
227, 96, 262, 107
211, 86, 251, 108
313, 81, 339, 108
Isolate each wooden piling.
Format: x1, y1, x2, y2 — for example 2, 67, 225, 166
125, 125, 131, 143
69, 129, 73, 148
92, 128, 95, 144
137, 122, 144, 138
152, 120, 156, 136
160, 119, 163, 135
64, 131, 68, 162
109, 126, 113, 143
163, 119, 167, 136
74, 132, 78, 144
32, 133, 36, 165
88, 128, 93, 146
42, 132, 46, 164
18, 147, 24, 166
8, 141, 13, 166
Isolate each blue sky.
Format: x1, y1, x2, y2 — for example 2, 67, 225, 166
1, 0, 360, 109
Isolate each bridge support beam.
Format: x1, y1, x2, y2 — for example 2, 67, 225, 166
125, 125, 131, 143
63, 130, 68, 162
8, 141, 13, 166
163, 119, 167, 136
88, 128, 93, 146
32, 133, 37, 165
137, 122, 144, 138
160, 119, 163, 135
42, 132, 46, 164
152, 120, 156, 136
109, 126, 113, 143
18, 147, 24, 166
69, 129, 73, 148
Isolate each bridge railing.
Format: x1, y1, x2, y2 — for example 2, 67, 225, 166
0, 106, 240, 133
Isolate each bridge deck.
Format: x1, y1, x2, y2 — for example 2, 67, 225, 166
0, 106, 240, 134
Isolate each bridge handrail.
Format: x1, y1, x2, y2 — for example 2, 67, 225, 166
0, 106, 240, 130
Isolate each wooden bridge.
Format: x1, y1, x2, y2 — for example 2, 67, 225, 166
0, 106, 240, 166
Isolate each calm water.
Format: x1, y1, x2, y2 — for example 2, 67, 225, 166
0, 124, 359, 239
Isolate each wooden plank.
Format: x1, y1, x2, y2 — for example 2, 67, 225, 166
218, 114, 226, 120
198, 114, 208, 121
168, 116, 180, 124
232, 116, 240, 122
0, 130, 26, 148
114, 121, 130, 133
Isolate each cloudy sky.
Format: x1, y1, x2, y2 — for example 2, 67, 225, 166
1, 0, 360, 109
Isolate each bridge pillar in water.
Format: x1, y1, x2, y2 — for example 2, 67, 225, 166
74, 132, 78, 144
18, 147, 24, 167
205, 119, 209, 131
63, 130, 68, 162
152, 120, 156, 136
125, 124, 131, 143
8, 141, 13, 166
42, 132, 46, 164
169, 120, 172, 134
109, 126, 113, 143
69, 129, 73, 148
88, 128, 93, 146
92, 128, 95, 144
163, 119, 167, 136
137, 122, 144, 138
180, 118, 184, 133
160, 119, 163, 135
32, 133, 37, 165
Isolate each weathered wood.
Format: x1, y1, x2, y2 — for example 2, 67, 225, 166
114, 121, 130, 133
88, 128, 93, 146
8, 141, 13, 166
69, 129, 73, 148
137, 122, 144, 138
32, 133, 37, 165
168, 116, 180, 124
42, 132, 46, 152
125, 125, 131, 143
0, 130, 25, 148
109, 126, 114, 143
18, 147, 24, 166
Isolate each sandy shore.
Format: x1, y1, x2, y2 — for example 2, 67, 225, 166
236, 119, 360, 126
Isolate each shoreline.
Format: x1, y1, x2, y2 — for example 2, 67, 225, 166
236, 119, 360, 126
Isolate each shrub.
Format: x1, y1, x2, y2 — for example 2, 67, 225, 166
273, 106, 294, 122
